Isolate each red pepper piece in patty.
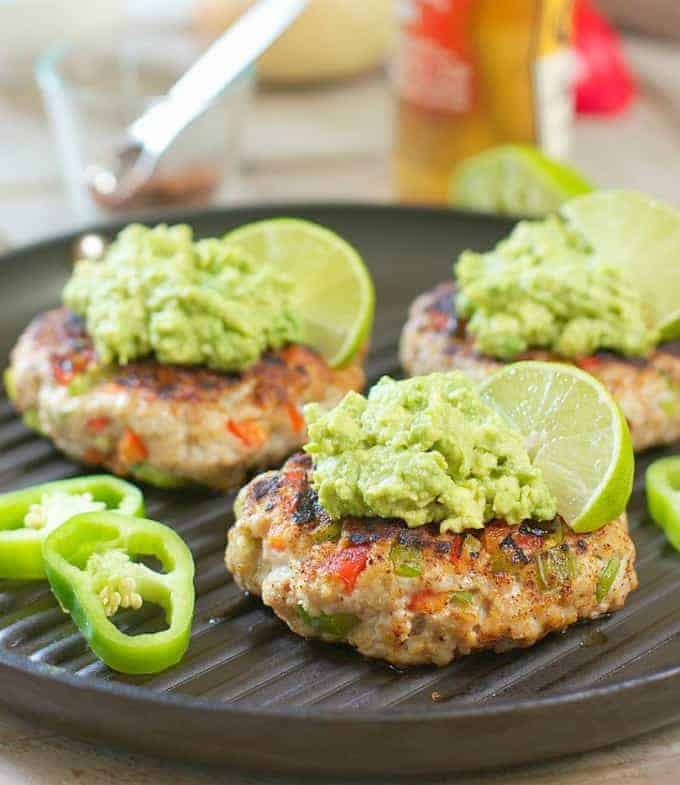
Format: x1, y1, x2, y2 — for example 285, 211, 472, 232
576, 355, 602, 373
326, 544, 370, 593
408, 589, 448, 614
285, 402, 304, 434
118, 429, 148, 466
51, 351, 94, 386
450, 534, 464, 562
86, 416, 111, 434
226, 419, 266, 449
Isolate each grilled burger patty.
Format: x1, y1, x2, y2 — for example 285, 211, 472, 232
400, 282, 680, 452
7, 308, 364, 490
226, 453, 637, 667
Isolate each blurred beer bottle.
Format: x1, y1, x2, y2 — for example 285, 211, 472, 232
393, 0, 574, 204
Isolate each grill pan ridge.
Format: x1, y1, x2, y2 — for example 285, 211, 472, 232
0, 204, 679, 776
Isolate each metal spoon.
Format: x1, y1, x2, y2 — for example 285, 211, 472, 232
87, 0, 308, 208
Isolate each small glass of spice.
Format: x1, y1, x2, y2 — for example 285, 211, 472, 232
37, 25, 253, 219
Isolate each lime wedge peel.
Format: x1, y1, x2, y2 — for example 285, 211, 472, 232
449, 144, 593, 217
225, 218, 375, 368
480, 361, 634, 533
562, 190, 680, 341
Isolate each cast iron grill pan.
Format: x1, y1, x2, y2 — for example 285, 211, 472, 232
0, 205, 678, 777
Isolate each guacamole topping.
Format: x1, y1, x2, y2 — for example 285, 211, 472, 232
303, 373, 557, 533
455, 215, 656, 361
63, 224, 304, 372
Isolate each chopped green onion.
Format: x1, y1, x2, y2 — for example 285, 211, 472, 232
67, 368, 105, 397
390, 543, 423, 577
297, 606, 359, 639
462, 534, 481, 558
661, 397, 677, 416
67, 377, 92, 397
490, 552, 516, 574
536, 547, 574, 591
449, 590, 474, 607
544, 519, 565, 549
662, 370, 680, 394
131, 463, 190, 489
312, 519, 342, 544
3, 368, 16, 401
22, 408, 42, 433
92, 435, 111, 453
317, 612, 359, 638
596, 556, 621, 602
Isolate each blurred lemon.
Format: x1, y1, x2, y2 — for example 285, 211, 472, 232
193, 0, 394, 85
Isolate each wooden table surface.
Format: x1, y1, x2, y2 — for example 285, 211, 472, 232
0, 34, 679, 785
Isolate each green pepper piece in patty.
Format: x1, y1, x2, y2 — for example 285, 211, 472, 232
390, 543, 423, 578
297, 606, 359, 639
0, 476, 144, 580
312, 519, 342, 544
43, 511, 194, 674
130, 463, 191, 489
536, 547, 575, 592
449, 590, 474, 607
596, 556, 621, 603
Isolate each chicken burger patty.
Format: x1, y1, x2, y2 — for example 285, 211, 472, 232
400, 282, 680, 452
226, 453, 637, 667
7, 308, 364, 490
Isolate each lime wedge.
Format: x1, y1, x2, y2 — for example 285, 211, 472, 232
563, 190, 680, 340
225, 219, 374, 368
450, 144, 593, 216
480, 362, 634, 533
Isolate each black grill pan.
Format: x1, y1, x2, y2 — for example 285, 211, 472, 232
0, 204, 678, 777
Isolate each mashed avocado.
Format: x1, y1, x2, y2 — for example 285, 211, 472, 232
63, 224, 304, 372
304, 373, 556, 533
455, 215, 656, 361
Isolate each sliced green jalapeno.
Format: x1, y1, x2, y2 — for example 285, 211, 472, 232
0, 476, 144, 580
43, 511, 194, 674
646, 456, 680, 551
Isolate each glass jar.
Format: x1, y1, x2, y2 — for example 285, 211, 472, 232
36, 28, 253, 219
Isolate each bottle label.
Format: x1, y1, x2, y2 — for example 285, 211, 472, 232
533, 50, 574, 158
393, 34, 472, 113
393, 0, 476, 114
532, 0, 574, 156
394, 0, 573, 149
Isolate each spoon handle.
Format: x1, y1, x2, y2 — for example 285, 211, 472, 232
128, 0, 309, 155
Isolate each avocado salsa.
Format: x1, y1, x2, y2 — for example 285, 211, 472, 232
304, 373, 557, 534
63, 223, 304, 373
455, 214, 657, 361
